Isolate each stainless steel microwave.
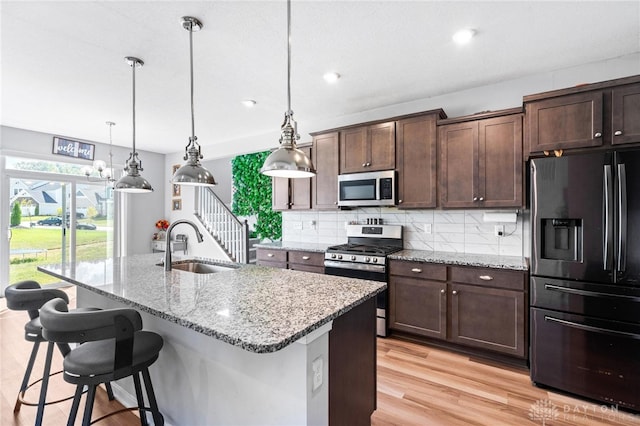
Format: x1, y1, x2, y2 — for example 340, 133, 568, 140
338, 170, 396, 207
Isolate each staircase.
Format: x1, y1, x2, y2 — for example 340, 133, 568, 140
195, 187, 250, 263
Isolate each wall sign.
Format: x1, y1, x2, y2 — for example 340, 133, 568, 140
52, 137, 95, 161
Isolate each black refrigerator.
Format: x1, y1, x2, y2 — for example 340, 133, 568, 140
530, 150, 640, 411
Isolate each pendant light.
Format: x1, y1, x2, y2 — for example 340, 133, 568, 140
260, 0, 316, 178
171, 16, 216, 186
114, 57, 154, 193
83, 121, 116, 183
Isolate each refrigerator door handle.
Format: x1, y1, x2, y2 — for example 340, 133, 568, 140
603, 164, 614, 270
618, 163, 627, 272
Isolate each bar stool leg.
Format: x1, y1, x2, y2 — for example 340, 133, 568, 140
81, 385, 97, 426
142, 368, 164, 426
35, 341, 55, 426
67, 385, 83, 426
132, 372, 149, 426
105, 382, 115, 401
14, 340, 41, 412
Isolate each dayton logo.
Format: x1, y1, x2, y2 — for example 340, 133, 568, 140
529, 399, 559, 425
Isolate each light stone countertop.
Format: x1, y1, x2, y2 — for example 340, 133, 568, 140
38, 254, 385, 353
389, 250, 529, 271
253, 241, 330, 253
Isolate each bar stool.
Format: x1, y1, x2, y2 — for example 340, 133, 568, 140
40, 297, 165, 426
5, 280, 115, 425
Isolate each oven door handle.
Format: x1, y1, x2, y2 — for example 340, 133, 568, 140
544, 316, 640, 339
323, 260, 386, 273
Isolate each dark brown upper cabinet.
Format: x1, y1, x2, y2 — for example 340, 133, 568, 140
339, 121, 395, 174
438, 111, 523, 209
311, 132, 340, 210
524, 76, 640, 156
396, 111, 445, 209
271, 145, 312, 211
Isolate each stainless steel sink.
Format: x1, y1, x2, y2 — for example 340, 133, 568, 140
158, 260, 239, 274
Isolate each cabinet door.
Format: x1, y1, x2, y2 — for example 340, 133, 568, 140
367, 121, 396, 171
438, 121, 477, 208
272, 177, 290, 211
389, 276, 447, 339
290, 146, 312, 210
312, 132, 340, 210
611, 83, 640, 145
526, 91, 604, 153
450, 283, 526, 357
396, 115, 437, 208
478, 114, 523, 207
339, 127, 368, 173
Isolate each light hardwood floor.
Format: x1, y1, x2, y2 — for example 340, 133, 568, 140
2, 287, 639, 426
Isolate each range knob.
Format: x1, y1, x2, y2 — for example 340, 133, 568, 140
365, 257, 371, 262
350, 255, 356, 261
337, 255, 343, 260
372, 258, 378, 263
330, 254, 336, 259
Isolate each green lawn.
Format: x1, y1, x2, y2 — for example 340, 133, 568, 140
9, 226, 110, 285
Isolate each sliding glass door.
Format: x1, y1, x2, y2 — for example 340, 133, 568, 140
8, 175, 114, 285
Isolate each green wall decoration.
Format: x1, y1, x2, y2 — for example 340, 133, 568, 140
231, 151, 282, 241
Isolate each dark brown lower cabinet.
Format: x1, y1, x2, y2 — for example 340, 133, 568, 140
256, 248, 324, 274
389, 260, 528, 360
450, 283, 526, 357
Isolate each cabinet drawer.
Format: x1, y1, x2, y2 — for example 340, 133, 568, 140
257, 260, 287, 269
389, 260, 447, 281
288, 250, 324, 267
450, 266, 525, 291
257, 249, 287, 263
288, 264, 324, 274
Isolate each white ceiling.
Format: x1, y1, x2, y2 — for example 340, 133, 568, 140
2, 1, 639, 156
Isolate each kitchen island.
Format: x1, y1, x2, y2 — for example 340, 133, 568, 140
39, 254, 384, 426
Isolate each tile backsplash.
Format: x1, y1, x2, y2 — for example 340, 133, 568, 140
282, 208, 526, 257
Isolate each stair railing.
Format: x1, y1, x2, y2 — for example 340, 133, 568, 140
195, 187, 249, 263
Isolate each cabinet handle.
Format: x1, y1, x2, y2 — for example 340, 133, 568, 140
398, 199, 403, 203
473, 196, 479, 201
594, 132, 602, 138
479, 197, 484, 201
267, 253, 274, 257
302, 256, 310, 260
362, 163, 367, 167
614, 130, 623, 136
440, 289, 445, 294
367, 162, 371, 167
479, 275, 493, 281
334, 201, 338, 205
452, 290, 458, 295
411, 268, 422, 273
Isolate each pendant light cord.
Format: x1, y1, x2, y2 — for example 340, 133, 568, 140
287, 0, 292, 116
189, 23, 196, 141
131, 62, 137, 155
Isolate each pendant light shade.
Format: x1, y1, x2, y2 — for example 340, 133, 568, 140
172, 16, 216, 187
114, 57, 154, 193
260, 0, 316, 178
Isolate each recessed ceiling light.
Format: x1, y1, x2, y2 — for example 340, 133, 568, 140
323, 72, 340, 83
241, 99, 256, 108
452, 28, 475, 45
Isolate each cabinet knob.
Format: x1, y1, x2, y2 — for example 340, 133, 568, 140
289, 202, 293, 206
411, 268, 422, 273
367, 162, 371, 166
452, 290, 458, 295
473, 197, 479, 201
267, 253, 274, 257
334, 201, 338, 205
440, 289, 445, 294
302, 256, 310, 260
362, 163, 367, 167
479, 197, 484, 201
614, 130, 623, 136
594, 132, 602, 138
398, 199, 403, 203
479, 275, 493, 281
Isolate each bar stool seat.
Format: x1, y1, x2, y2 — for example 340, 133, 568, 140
40, 297, 164, 426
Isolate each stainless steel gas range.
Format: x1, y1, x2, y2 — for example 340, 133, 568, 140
324, 224, 403, 337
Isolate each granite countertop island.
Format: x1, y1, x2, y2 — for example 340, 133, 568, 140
38, 254, 382, 425
38, 254, 384, 353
